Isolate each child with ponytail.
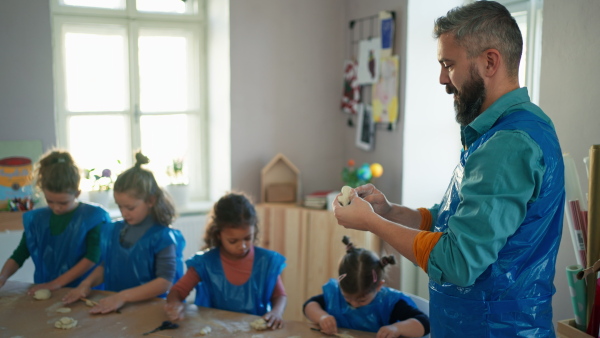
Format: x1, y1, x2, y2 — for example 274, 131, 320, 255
63, 152, 185, 314
303, 236, 430, 337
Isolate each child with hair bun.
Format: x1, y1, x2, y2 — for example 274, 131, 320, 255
63, 152, 185, 314
0, 149, 111, 294
303, 236, 430, 337
164, 192, 287, 330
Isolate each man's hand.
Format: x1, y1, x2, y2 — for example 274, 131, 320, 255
332, 189, 376, 232
354, 184, 393, 217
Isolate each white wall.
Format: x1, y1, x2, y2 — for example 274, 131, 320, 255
229, 0, 346, 202
540, 0, 600, 326
400, 0, 463, 298
0, 0, 55, 150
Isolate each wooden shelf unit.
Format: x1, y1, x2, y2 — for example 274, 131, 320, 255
256, 203, 381, 322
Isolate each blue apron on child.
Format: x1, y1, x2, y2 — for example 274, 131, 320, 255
187, 246, 286, 316
103, 220, 185, 298
23, 203, 110, 287
430, 111, 564, 337
323, 279, 415, 333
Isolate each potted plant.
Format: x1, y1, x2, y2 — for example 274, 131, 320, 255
165, 158, 189, 208
84, 168, 114, 208
341, 159, 384, 188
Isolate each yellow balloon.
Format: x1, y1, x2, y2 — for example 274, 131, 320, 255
370, 163, 383, 178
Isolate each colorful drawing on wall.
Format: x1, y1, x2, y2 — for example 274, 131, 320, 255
0, 140, 43, 205
379, 11, 395, 57
341, 60, 360, 115
356, 38, 381, 85
372, 55, 399, 126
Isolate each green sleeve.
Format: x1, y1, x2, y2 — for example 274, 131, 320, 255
84, 224, 102, 263
10, 232, 30, 267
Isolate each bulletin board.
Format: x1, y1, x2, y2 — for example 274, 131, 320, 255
340, 11, 399, 152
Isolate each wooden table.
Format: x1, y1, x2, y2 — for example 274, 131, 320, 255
0, 281, 374, 337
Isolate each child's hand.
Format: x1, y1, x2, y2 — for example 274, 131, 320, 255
164, 301, 185, 322
263, 310, 284, 330
89, 293, 125, 314
28, 282, 60, 296
376, 324, 401, 338
62, 285, 91, 304
318, 314, 337, 335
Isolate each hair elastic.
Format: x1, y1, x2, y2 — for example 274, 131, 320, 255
372, 269, 377, 283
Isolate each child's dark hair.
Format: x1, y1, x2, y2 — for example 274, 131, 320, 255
338, 235, 395, 296
35, 149, 80, 194
113, 152, 176, 226
203, 192, 259, 249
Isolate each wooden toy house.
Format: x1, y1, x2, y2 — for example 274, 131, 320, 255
261, 153, 301, 203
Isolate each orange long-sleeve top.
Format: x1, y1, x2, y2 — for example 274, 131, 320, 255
171, 245, 287, 300
413, 207, 443, 273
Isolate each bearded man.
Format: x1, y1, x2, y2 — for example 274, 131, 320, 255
332, 1, 565, 337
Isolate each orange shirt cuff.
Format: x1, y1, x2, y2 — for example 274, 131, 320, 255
412, 231, 443, 273
417, 208, 432, 231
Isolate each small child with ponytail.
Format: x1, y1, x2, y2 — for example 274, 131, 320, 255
63, 152, 185, 314
303, 236, 430, 337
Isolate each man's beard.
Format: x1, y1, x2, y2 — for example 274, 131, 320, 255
446, 64, 486, 126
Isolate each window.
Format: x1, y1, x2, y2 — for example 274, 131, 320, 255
51, 0, 207, 201
495, 0, 543, 104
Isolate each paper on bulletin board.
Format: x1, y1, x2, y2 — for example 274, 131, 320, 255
372, 55, 399, 126
0, 140, 43, 202
357, 38, 381, 85
379, 11, 395, 58
341, 59, 360, 115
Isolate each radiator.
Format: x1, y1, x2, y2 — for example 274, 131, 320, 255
173, 214, 207, 262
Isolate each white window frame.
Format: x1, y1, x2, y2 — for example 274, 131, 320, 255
50, 0, 209, 202
494, 0, 544, 104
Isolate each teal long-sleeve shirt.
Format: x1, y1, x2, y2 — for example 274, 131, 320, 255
426, 88, 551, 287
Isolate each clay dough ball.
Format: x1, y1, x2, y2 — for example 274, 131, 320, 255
55, 307, 72, 313
84, 299, 95, 307
33, 289, 51, 300
54, 317, 77, 329
338, 185, 352, 206
198, 326, 212, 335
250, 318, 268, 331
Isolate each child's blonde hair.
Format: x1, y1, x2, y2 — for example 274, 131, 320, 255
35, 149, 80, 194
203, 192, 259, 249
338, 236, 395, 296
113, 152, 176, 226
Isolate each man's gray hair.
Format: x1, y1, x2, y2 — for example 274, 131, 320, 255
434, 1, 523, 79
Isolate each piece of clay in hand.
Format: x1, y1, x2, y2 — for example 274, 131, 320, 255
337, 186, 352, 206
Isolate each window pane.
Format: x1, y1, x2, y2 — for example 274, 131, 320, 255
513, 12, 528, 88
63, 25, 129, 112
136, 0, 187, 14
61, 0, 125, 10
138, 32, 190, 112
139, 114, 189, 186
68, 115, 129, 190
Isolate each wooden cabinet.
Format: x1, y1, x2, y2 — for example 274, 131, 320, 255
256, 203, 381, 322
